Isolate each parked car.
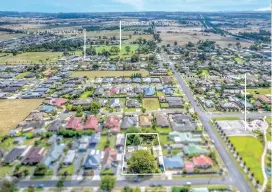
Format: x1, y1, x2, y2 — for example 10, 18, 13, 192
36, 184, 44, 189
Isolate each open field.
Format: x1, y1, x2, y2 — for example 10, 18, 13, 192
0, 33, 27, 40
71, 69, 149, 78
142, 98, 160, 110
0, 52, 63, 64
96, 44, 139, 57
247, 88, 271, 97
0, 99, 43, 136
15, 72, 31, 79
213, 117, 241, 121
229, 136, 264, 184
157, 26, 252, 47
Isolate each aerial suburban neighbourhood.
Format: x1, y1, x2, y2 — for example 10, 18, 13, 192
0, 0, 271, 192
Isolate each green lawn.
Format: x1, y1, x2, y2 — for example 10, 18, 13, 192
15, 72, 30, 79
125, 108, 136, 112
142, 98, 160, 111
234, 57, 244, 63
0, 166, 13, 177
97, 135, 116, 150
159, 134, 173, 147
80, 91, 93, 98
247, 88, 271, 97
0, 138, 15, 151
58, 164, 75, 176
0, 52, 63, 64
198, 69, 210, 76
213, 117, 241, 121
229, 136, 264, 184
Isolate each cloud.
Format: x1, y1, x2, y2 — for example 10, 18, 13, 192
113, 0, 145, 10
254, 6, 271, 11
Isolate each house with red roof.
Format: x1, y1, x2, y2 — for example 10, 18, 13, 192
110, 87, 120, 95
104, 116, 120, 132
84, 116, 100, 132
102, 148, 118, 168
52, 98, 68, 107
184, 161, 194, 173
66, 116, 83, 130
258, 95, 272, 104
192, 155, 213, 168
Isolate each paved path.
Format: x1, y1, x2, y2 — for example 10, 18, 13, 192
261, 117, 268, 191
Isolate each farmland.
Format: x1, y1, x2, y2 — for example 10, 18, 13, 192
71, 69, 149, 78
0, 99, 43, 136
0, 52, 63, 64
96, 44, 139, 57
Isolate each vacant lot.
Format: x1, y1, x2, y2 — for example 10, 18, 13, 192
0, 99, 43, 136
71, 69, 149, 78
157, 26, 252, 47
0, 52, 62, 64
142, 98, 160, 111
247, 88, 271, 97
229, 136, 264, 184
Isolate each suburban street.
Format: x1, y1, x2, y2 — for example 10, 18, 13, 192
169, 62, 253, 192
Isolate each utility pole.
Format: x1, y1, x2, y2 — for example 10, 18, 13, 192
119, 20, 122, 51
245, 73, 247, 131
83, 29, 86, 60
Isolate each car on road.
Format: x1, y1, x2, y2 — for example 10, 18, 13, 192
36, 184, 44, 188
185, 182, 192, 186
149, 183, 161, 187
28, 184, 35, 189
211, 140, 215, 144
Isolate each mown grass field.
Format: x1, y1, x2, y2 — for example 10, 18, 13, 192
0, 99, 43, 136
0, 52, 63, 64
142, 98, 160, 111
213, 117, 241, 121
71, 69, 149, 78
15, 72, 30, 79
229, 136, 264, 184
247, 88, 271, 97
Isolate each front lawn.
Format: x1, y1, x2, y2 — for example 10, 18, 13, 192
80, 91, 93, 98
58, 164, 75, 176
0, 165, 13, 177
247, 88, 271, 97
142, 98, 160, 111
229, 136, 264, 184
97, 135, 116, 150
213, 117, 240, 121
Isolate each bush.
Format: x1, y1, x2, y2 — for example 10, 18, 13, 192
172, 187, 190, 192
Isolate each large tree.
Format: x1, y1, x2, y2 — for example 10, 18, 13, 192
100, 175, 116, 191
127, 150, 159, 174
0, 180, 18, 192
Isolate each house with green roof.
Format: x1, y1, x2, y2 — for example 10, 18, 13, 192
168, 131, 202, 144
183, 144, 208, 155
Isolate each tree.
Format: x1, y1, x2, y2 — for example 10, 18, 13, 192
90, 101, 101, 115
0, 180, 18, 192
125, 46, 131, 54
100, 175, 116, 191
110, 46, 119, 54
127, 150, 159, 174
56, 179, 64, 190
174, 41, 178, 46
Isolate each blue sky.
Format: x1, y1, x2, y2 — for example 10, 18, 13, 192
0, 0, 270, 12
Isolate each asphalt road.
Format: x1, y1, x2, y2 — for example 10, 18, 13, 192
170, 62, 253, 192
16, 177, 230, 188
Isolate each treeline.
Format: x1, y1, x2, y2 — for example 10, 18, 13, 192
18, 39, 83, 52
0, 27, 24, 33
238, 30, 270, 43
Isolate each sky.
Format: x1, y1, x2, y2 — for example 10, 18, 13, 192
0, 0, 270, 12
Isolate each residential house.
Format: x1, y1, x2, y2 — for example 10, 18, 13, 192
169, 131, 202, 144
121, 116, 137, 129
72, 98, 92, 106
84, 150, 101, 169
90, 133, 100, 146
66, 116, 83, 130
43, 143, 65, 166
109, 98, 121, 108
126, 99, 140, 108
183, 144, 208, 155
139, 115, 153, 127
22, 147, 45, 165
184, 161, 194, 173
166, 97, 183, 108
169, 114, 196, 131
102, 148, 118, 168
192, 155, 213, 168
48, 120, 62, 132
3, 147, 25, 164
162, 76, 174, 85
163, 155, 184, 169
63, 150, 76, 165
84, 116, 100, 132
104, 116, 121, 132
156, 113, 170, 127
144, 87, 155, 96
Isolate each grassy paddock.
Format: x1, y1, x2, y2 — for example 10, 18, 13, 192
71, 69, 149, 78
247, 88, 271, 97
0, 52, 62, 64
229, 136, 264, 184
0, 99, 43, 136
